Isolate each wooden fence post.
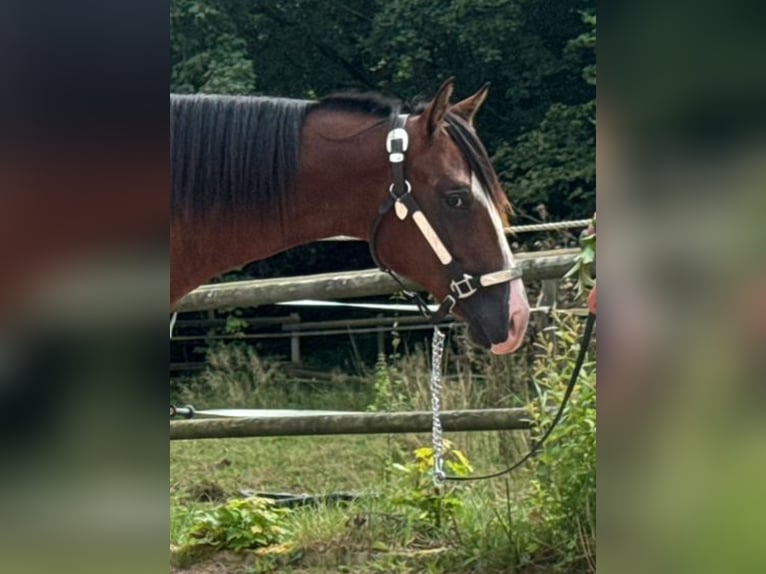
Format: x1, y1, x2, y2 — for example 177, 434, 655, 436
289, 313, 300, 363
376, 313, 385, 357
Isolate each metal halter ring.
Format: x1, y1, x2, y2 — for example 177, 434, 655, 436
443, 294, 457, 314
450, 274, 479, 299
388, 179, 411, 199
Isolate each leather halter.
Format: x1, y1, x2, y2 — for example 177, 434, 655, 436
368, 114, 522, 324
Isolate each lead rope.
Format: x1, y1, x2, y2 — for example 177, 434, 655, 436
430, 326, 447, 485
429, 313, 596, 482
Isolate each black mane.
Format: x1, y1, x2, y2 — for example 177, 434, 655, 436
171, 94, 311, 220
315, 92, 404, 118
170, 91, 506, 221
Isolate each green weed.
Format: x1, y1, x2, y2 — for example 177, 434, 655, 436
390, 442, 472, 533
182, 496, 291, 551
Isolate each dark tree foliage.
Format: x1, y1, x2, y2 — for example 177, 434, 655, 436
170, 0, 595, 229
170, 1, 595, 371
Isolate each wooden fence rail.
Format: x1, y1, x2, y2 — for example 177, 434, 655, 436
173, 249, 578, 313
170, 408, 532, 440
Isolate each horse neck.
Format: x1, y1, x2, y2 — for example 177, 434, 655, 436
286, 111, 390, 244
170, 111, 390, 303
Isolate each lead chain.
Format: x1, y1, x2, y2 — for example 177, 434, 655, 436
430, 326, 447, 485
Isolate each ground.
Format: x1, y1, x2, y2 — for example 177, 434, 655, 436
170, 432, 544, 573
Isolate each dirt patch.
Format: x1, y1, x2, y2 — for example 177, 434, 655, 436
183, 481, 228, 503
171, 546, 257, 574
171, 542, 305, 573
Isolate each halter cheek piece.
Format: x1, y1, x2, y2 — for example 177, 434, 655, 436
368, 114, 522, 323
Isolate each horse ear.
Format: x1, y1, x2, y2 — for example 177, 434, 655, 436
420, 78, 455, 137
449, 82, 490, 126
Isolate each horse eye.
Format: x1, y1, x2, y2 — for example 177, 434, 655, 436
445, 194, 467, 208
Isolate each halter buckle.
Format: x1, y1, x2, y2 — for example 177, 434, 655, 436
386, 127, 409, 154
450, 274, 478, 299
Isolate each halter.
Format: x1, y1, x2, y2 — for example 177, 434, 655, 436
368, 114, 522, 323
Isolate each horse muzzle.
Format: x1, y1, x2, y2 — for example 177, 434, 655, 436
458, 278, 529, 354
489, 278, 530, 355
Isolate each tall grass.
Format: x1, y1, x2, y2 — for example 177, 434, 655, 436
170, 312, 595, 573
171, 342, 373, 411
368, 324, 536, 414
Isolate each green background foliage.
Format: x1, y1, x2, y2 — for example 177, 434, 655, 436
170, 0, 595, 221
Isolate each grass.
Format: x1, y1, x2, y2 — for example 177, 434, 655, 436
170, 314, 595, 573
169, 432, 532, 542
170, 431, 545, 573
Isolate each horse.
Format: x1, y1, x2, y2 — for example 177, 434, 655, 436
170, 79, 530, 354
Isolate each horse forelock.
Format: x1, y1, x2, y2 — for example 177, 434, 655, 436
443, 112, 511, 224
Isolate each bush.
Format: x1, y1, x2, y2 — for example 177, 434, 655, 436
390, 441, 473, 533
523, 312, 596, 570
184, 497, 291, 551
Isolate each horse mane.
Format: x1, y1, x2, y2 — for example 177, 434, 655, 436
171, 94, 311, 220
171, 91, 509, 222
315, 92, 402, 118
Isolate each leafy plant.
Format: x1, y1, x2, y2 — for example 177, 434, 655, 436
224, 314, 249, 336
564, 212, 596, 296
525, 313, 596, 569
391, 441, 472, 531
368, 352, 414, 412
184, 497, 291, 551
171, 0, 256, 94
171, 313, 597, 572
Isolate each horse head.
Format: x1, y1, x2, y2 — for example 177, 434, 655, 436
372, 80, 530, 354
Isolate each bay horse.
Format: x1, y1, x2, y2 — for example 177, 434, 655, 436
170, 80, 529, 354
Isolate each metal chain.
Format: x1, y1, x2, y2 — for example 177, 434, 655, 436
169, 312, 178, 339
443, 313, 596, 482
430, 326, 447, 485
426, 314, 595, 483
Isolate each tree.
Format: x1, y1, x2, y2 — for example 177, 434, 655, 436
493, 9, 596, 219
171, 0, 256, 94
170, 0, 596, 221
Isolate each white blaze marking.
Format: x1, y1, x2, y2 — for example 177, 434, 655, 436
471, 173, 513, 266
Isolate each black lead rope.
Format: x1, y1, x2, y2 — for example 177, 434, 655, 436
444, 312, 596, 482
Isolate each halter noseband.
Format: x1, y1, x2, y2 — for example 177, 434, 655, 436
368, 114, 522, 323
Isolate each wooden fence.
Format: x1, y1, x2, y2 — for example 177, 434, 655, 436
170, 408, 532, 440
173, 248, 578, 313
170, 247, 579, 368
169, 247, 583, 437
